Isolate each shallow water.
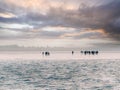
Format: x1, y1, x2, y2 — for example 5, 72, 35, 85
0, 60, 120, 90
0, 51, 120, 60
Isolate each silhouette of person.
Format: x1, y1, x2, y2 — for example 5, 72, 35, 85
44, 51, 50, 56
42, 52, 44, 55
88, 51, 91, 55
96, 51, 98, 55
81, 51, 83, 54
72, 51, 74, 55
91, 51, 95, 55
45, 52, 47, 56
84, 51, 87, 55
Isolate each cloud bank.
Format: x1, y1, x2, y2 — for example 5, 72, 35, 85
0, 0, 120, 49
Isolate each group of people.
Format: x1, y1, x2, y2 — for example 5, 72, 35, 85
41, 50, 99, 56
72, 51, 99, 55
81, 51, 99, 55
42, 51, 50, 56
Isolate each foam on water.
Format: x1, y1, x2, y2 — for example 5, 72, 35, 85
0, 60, 120, 90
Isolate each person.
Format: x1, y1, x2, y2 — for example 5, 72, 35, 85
96, 51, 98, 55
72, 51, 74, 55
42, 52, 44, 55
91, 51, 95, 55
81, 51, 83, 54
88, 51, 91, 55
45, 51, 50, 56
84, 51, 87, 55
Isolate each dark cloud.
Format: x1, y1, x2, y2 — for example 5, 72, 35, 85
44, 0, 120, 40
0, 17, 21, 23
80, 0, 120, 40
95, 0, 120, 40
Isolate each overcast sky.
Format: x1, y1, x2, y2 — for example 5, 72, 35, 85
0, 0, 120, 50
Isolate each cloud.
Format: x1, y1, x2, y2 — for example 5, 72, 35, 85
0, 12, 16, 18
46, 0, 120, 40
0, 0, 120, 41
60, 29, 106, 39
0, 29, 23, 39
91, 0, 120, 40
0, 23, 33, 30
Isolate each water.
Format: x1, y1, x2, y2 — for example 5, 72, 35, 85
0, 60, 120, 90
0, 51, 120, 60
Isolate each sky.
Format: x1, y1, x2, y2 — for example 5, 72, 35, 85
0, 0, 120, 51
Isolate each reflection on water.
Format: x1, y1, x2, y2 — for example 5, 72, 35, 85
0, 60, 120, 90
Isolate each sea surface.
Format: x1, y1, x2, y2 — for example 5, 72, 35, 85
0, 51, 120, 90
0, 60, 120, 90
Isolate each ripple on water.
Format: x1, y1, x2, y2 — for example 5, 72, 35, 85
0, 60, 119, 90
